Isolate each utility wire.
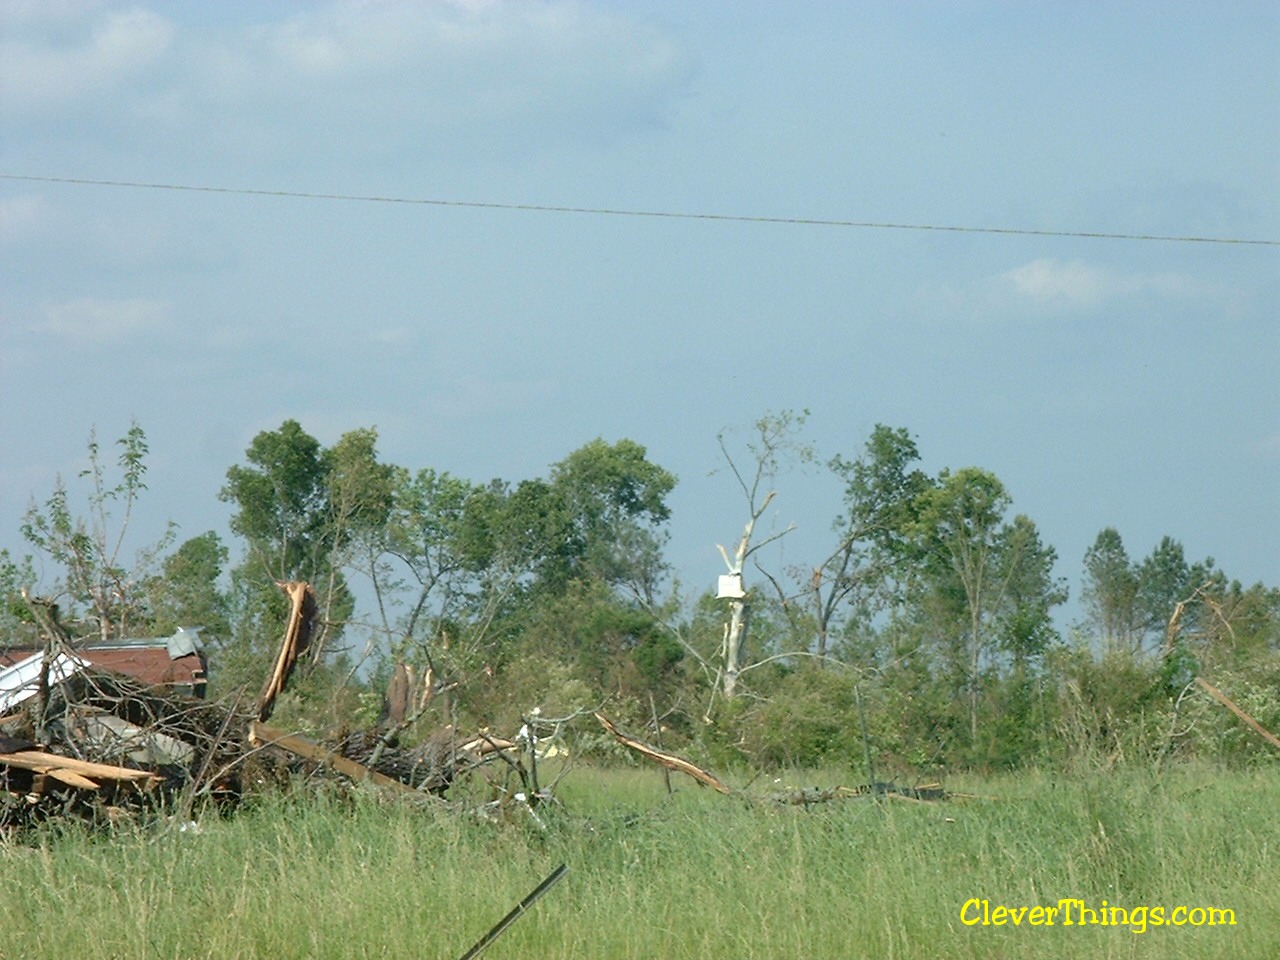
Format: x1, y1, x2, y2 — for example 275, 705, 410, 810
2, 173, 1276, 247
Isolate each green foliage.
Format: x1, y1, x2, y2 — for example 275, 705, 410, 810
221, 419, 330, 581
1052, 645, 1175, 765
144, 531, 231, 637
906, 468, 1066, 756
1082, 526, 1141, 648
10, 417, 1279, 777
804, 424, 931, 656
5, 767, 1278, 960
545, 437, 676, 598
1084, 530, 1219, 655
0, 548, 38, 646
220, 421, 397, 664
1190, 662, 1280, 764
992, 515, 1068, 664
737, 665, 860, 767
20, 422, 175, 640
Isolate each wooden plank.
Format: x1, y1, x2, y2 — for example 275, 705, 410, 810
0, 750, 160, 782
249, 722, 416, 794
45, 767, 101, 790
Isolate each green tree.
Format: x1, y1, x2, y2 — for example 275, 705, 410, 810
1198, 580, 1280, 666
809, 425, 931, 659
1135, 536, 1215, 653
547, 437, 676, 601
21, 422, 175, 642
145, 531, 231, 638
993, 515, 1067, 668
220, 421, 394, 666
374, 468, 500, 678
1082, 527, 1141, 651
0, 549, 39, 649
910, 468, 1065, 746
320, 427, 395, 661
220, 419, 329, 582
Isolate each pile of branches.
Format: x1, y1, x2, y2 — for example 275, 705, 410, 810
0, 583, 529, 832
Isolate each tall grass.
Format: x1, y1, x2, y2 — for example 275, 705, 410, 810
2, 763, 1276, 960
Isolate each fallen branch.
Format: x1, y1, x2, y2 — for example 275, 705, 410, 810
595, 713, 731, 794
1195, 677, 1280, 752
767, 782, 949, 805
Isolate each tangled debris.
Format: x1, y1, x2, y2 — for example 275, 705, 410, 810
0, 582, 535, 832
3, 581, 978, 835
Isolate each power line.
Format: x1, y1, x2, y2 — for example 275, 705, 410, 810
2, 172, 1276, 247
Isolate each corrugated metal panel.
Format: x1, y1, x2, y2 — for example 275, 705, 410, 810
0, 651, 89, 712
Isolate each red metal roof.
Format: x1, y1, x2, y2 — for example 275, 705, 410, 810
0, 646, 205, 689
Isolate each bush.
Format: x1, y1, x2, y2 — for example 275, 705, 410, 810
736, 666, 860, 768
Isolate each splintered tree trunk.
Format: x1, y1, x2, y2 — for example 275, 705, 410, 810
719, 503, 763, 701
723, 597, 747, 699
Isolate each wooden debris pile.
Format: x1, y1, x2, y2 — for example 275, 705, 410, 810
0, 582, 532, 831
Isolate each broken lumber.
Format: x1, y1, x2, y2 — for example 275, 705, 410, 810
767, 782, 949, 805
249, 722, 416, 794
0, 749, 162, 792
595, 712, 731, 794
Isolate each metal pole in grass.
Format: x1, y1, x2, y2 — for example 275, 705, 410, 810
456, 864, 569, 960
854, 685, 876, 788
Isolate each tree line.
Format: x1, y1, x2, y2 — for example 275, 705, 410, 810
3, 416, 1277, 772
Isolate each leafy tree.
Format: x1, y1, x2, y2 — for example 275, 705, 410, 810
994, 515, 1068, 667
221, 419, 329, 582
319, 427, 395, 659
220, 421, 394, 666
808, 425, 931, 659
547, 437, 676, 601
1135, 536, 1216, 653
373, 468, 503, 683
21, 422, 175, 642
1082, 527, 1142, 651
0, 549, 39, 649
383, 470, 487, 628
910, 468, 1065, 746
1198, 580, 1280, 666
145, 531, 231, 638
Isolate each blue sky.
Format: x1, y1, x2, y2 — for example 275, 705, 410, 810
2, 1, 1277, 624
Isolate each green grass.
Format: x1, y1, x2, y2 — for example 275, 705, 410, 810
1, 763, 1276, 959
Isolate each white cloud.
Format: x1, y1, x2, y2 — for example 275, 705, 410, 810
914, 257, 1216, 323
0, 194, 49, 243
224, 1, 695, 142
1, 2, 694, 161
0, 7, 174, 113
1000, 258, 1202, 310
36, 297, 172, 343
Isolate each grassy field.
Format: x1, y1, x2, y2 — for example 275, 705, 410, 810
2, 762, 1276, 960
